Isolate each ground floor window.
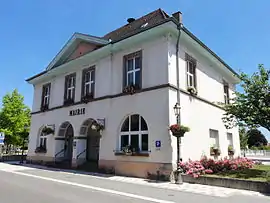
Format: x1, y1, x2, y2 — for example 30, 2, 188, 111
39, 133, 47, 149
120, 114, 149, 152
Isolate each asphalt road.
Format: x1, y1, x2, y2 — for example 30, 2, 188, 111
0, 164, 269, 203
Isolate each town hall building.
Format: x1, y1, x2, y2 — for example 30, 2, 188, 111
26, 9, 240, 178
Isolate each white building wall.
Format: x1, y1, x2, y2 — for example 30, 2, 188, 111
168, 37, 240, 162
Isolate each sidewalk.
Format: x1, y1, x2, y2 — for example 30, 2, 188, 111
0, 162, 268, 198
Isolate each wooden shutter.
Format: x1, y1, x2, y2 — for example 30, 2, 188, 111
64, 75, 68, 101
123, 56, 127, 89
92, 69, 95, 97
72, 73, 76, 100
81, 69, 86, 99
41, 85, 45, 108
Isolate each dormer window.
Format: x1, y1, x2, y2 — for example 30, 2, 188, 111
41, 83, 51, 111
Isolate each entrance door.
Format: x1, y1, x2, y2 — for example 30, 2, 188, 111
64, 124, 74, 162
86, 135, 100, 162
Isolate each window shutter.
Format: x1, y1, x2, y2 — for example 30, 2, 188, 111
139, 51, 142, 89
41, 85, 45, 107
92, 69, 95, 97
81, 70, 86, 99
193, 61, 197, 89
123, 56, 127, 89
64, 76, 68, 101
72, 74, 76, 100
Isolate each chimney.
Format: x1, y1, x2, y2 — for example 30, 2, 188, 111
127, 18, 136, 23
172, 11, 182, 24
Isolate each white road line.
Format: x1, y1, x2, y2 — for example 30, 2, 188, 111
6, 170, 176, 203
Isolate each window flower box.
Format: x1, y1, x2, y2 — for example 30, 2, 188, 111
228, 145, 235, 156
64, 98, 74, 106
169, 124, 190, 137
210, 146, 221, 156
35, 146, 47, 154
81, 93, 94, 103
40, 104, 49, 112
121, 145, 139, 156
91, 120, 105, 132
123, 84, 140, 95
187, 86, 197, 95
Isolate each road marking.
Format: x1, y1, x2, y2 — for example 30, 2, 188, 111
6, 170, 176, 203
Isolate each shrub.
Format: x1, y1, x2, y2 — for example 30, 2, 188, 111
179, 156, 254, 178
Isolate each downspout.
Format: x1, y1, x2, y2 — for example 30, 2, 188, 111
176, 23, 182, 126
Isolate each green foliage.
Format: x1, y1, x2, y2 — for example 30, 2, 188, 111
239, 126, 248, 149
247, 129, 268, 148
0, 89, 30, 146
223, 64, 270, 131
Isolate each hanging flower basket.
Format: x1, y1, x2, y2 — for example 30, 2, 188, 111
169, 124, 190, 137
42, 126, 55, 135
91, 121, 105, 132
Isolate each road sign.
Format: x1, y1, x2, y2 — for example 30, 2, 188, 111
0, 132, 5, 145
155, 140, 161, 148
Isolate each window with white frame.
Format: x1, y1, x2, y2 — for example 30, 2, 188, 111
41, 83, 51, 108
82, 67, 95, 97
124, 51, 142, 88
65, 73, 76, 100
209, 129, 219, 148
120, 114, 148, 152
185, 53, 197, 88
223, 81, 230, 104
227, 133, 233, 147
39, 132, 47, 149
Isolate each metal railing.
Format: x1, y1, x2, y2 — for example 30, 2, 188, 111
55, 148, 65, 159
241, 150, 270, 157
76, 149, 86, 159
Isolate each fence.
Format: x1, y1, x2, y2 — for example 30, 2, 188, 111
241, 150, 270, 158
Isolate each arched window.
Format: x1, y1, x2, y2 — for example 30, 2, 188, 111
120, 114, 148, 152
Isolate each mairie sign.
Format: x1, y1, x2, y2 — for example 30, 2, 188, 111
0, 132, 5, 145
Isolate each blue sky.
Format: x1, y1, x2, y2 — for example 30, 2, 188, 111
0, 0, 269, 140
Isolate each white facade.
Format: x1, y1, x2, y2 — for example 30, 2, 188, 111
27, 19, 240, 178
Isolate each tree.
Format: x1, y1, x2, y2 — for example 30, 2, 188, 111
246, 129, 268, 148
223, 64, 270, 131
239, 126, 248, 149
0, 89, 31, 148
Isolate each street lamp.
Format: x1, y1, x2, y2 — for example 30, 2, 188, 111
20, 125, 29, 164
173, 102, 183, 184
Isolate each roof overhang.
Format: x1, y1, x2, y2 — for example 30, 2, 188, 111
26, 18, 240, 84
26, 22, 172, 85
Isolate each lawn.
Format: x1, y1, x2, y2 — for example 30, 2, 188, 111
207, 164, 270, 182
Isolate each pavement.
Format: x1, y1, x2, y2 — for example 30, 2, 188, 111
0, 163, 269, 203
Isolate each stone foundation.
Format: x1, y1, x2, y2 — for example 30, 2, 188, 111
99, 159, 172, 178
26, 154, 55, 165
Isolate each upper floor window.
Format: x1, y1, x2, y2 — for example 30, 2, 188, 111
64, 73, 76, 104
185, 53, 197, 88
223, 81, 230, 104
81, 67, 95, 98
41, 83, 51, 110
123, 51, 142, 89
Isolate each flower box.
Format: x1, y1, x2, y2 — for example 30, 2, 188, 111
81, 93, 94, 103
187, 86, 197, 95
63, 98, 74, 106
210, 147, 221, 156
40, 104, 49, 112
123, 84, 140, 95
35, 146, 47, 153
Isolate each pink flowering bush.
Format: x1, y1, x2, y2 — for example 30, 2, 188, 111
179, 156, 254, 178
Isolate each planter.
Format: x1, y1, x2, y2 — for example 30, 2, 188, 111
210, 148, 221, 156
228, 150, 235, 156
123, 85, 140, 95
182, 174, 270, 194
81, 94, 93, 103
172, 131, 185, 137
35, 147, 47, 154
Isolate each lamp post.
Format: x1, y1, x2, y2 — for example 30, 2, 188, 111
173, 102, 183, 184
20, 125, 29, 164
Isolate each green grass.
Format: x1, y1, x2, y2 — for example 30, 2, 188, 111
207, 165, 270, 182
